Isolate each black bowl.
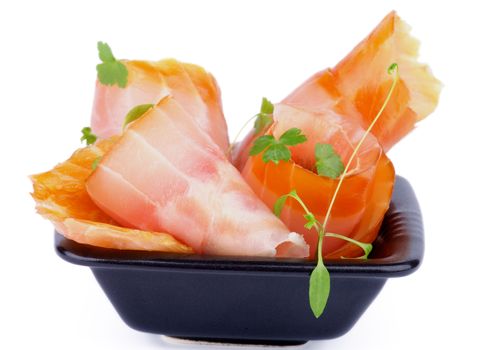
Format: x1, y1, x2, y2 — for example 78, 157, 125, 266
55, 176, 423, 345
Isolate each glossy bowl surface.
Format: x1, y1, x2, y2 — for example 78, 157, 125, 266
55, 176, 424, 344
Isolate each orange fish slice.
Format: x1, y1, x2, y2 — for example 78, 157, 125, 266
283, 11, 442, 151
91, 59, 229, 152
241, 104, 395, 259
30, 138, 193, 253
234, 12, 439, 258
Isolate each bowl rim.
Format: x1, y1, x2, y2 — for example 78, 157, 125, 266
54, 176, 424, 278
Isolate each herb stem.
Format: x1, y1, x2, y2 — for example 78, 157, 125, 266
307, 63, 398, 319
317, 230, 325, 265
226, 114, 259, 157
290, 191, 323, 233
324, 232, 372, 258
321, 65, 399, 232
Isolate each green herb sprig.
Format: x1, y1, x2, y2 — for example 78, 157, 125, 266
80, 127, 97, 146
273, 63, 399, 318
249, 128, 307, 164
254, 97, 274, 133
96, 42, 128, 88
226, 98, 275, 157
274, 190, 373, 317
274, 191, 373, 257
315, 143, 345, 178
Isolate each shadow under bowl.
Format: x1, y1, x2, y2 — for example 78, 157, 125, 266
55, 176, 424, 345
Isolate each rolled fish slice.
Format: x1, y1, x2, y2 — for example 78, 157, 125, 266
86, 97, 309, 258
241, 104, 394, 258
232, 11, 439, 258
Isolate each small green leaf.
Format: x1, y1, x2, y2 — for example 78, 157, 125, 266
260, 97, 274, 115
273, 195, 288, 217
97, 41, 116, 62
279, 128, 307, 146
303, 213, 316, 230
358, 243, 373, 259
388, 62, 398, 75
96, 42, 128, 88
80, 127, 97, 146
249, 128, 307, 165
263, 143, 291, 164
339, 243, 373, 260
315, 143, 344, 179
97, 61, 128, 88
123, 104, 154, 129
254, 113, 273, 134
309, 262, 330, 318
91, 156, 102, 170
254, 98, 274, 133
249, 135, 275, 155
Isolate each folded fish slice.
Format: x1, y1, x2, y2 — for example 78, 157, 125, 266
91, 59, 229, 151
86, 97, 309, 258
30, 138, 193, 253
283, 11, 441, 151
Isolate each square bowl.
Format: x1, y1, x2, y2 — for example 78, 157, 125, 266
55, 176, 424, 345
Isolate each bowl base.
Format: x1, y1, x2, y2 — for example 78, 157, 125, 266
163, 335, 308, 347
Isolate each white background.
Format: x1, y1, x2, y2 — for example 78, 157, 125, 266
1, 0, 486, 349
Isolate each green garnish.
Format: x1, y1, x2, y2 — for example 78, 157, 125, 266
315, 143, 345, 179
272, 63, 400, 319
226, 97, 274, 157
249, 128, 307, 164
254, 97, 274, 133
91, 156, 102, 170
303, 213, 317, 230
96, 42, 128, 88
388, 63, 398, 75
309, 232, 329, 318
325, 232, 373, 259
274, 188, 372, 318
320, 62, 399, 240
122, 104, 154, 129
80, 127, 97, 145
274, 190, 372, 258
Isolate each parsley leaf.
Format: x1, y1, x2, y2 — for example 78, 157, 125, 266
97, 42, 115, 62
260, 97, 274, 114
254, 97, 274, 133
249, 135, 274, 155
80, 127, 97, 145
249, 128, 307, 165
315, 143, 345, 179
96, 41, 128, 88
279, 128, 307, 146
122, 104, 154, 129
262, 143, 291, 164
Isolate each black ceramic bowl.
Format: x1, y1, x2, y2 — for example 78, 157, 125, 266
55, 176, 423, 345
